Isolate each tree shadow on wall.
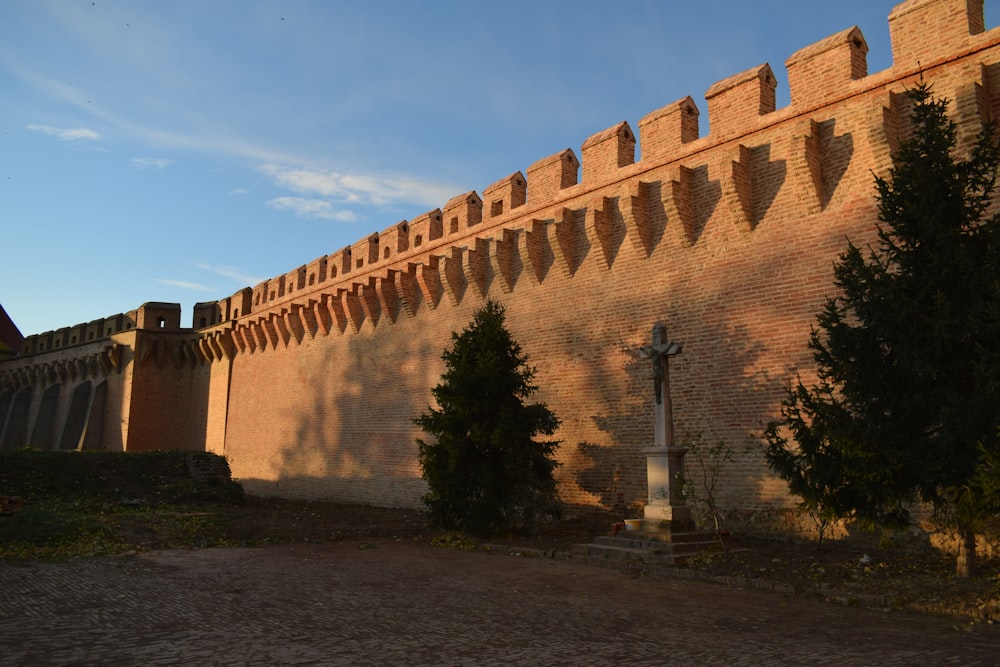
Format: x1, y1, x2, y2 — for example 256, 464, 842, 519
575, 440, 630, 516
272, 312, 440, 505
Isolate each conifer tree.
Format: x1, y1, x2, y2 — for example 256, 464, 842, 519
764, 83, 1000, 577
415, 299, 561, 536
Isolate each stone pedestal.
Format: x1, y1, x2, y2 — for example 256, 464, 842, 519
642, 445, 693, 530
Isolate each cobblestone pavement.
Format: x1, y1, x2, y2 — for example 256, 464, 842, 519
2, 538, 1000, 666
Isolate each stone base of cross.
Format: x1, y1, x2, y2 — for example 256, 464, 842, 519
638, 323, 694, 531
641, 446, 693, 529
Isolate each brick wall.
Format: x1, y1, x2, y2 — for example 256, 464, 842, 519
3, 0, 998, 519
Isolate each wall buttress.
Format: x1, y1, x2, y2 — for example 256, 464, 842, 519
416, 257, 444, 309
490, 229, 517, 293
396, 265, 421, 317
522, 219, 550, 283
953, 67, 990, 154
358, 279, 381, 327
724, 144, 755, 232
274, 311, 292, 347
792, 118, 824, 214
442, 247, 468, 305
551, 207, 577, 276
261, 315, 280, 349
238, 325, 254, 354
327, 292, 349, 334
624, 180, 653, 256
589, 196, 617, 269
198, 337, 214, 362
665, 166, 695, 246
340, 287, 364, 333
299, 301, 319, 339
866, 91, 902, 180
285, 305, 306, 345
251, 320, 268, 351
465, 238, 491, 297
377, 273, 400, 323
312, 296, 332, 336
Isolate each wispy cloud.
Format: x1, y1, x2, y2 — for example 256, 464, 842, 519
131, 157, 174, 169
8, 63, 309, 164
267, 196, 359, 222
196, 263, 263, 286
229, 187, 249, 195
27, 124, 99, 141
260, 164, 456, 209
155, 278, 212, 291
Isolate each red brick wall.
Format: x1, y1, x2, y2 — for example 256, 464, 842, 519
4, 1, 998, 519
124, 331, 213, 452
214, 0, 1000, 512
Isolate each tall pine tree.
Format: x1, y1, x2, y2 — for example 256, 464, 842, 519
764, 83, 1000, 577
414, 299, 561, 536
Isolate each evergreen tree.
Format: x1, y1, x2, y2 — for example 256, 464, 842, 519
415, 299, 561, 536
764, 83, 1000, 576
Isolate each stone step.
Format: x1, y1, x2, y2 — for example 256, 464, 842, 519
594, 534, 720, 555
574, 542, 681, 565
600, 530, 718, 546
575, 531, 723, 566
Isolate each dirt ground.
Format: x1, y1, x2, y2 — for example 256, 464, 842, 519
201, 497, 1000, 623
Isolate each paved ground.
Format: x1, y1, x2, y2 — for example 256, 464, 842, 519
2, 538, 1000, 666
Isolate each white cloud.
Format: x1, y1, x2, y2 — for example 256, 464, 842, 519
27, 124, 99, 141
229, 187, 249, 195
195, 263, 263, 286
154, 278, 212, 291
131, 157, 175, 169
267, 196, 359, 222
260, 164, 456, 209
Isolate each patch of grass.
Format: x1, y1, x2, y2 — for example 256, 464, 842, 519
429, 531, 478, 551
0, 450, 245, 560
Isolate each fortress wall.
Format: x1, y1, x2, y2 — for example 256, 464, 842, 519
211, 0, 1000, 511
3, 1, 998, 517
0, 334, 130, 451
122, 331, 213, 452
0, 304, 227, 454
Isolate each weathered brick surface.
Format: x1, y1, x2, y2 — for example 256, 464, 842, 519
2, 1, 998, 520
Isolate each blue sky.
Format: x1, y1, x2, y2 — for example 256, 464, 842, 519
2, 1, 997, 336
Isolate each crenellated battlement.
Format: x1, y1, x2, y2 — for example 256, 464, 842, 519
16, 302, 187, 357
192, 0, 999, 361
16, 0, 996, 353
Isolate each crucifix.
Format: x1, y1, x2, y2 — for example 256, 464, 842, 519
639, 324, 683, 449
637, 323, 693, 528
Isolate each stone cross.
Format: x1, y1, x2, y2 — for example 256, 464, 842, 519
638, 323, 683, 449
638, 323, 692, 528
